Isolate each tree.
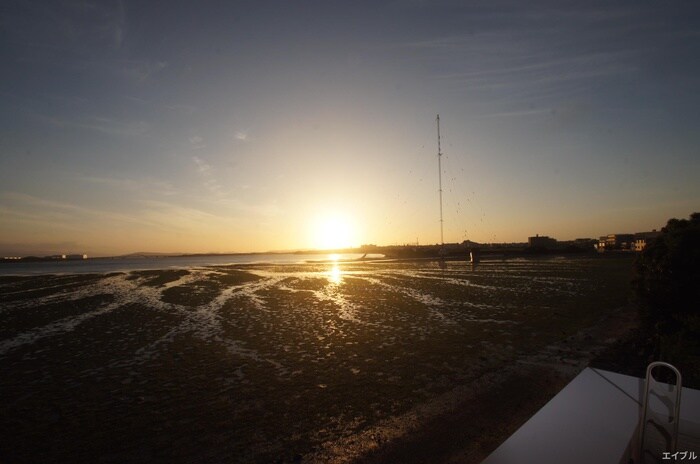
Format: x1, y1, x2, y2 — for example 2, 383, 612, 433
632, 213, 700, 377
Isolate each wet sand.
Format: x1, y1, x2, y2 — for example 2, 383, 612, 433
315, 304, 639, 464
0, 255, 635, 463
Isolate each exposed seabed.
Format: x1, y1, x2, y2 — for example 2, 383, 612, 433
0, 255, 634, 463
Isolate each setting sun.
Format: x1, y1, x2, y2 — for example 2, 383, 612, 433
311, 213, 356, 250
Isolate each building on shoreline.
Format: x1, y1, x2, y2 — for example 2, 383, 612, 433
633, 230, 661, 252
1, 253, 87, 263
527, 236, 597, 252
597, 234, 635, 252
528, 235, 557, 250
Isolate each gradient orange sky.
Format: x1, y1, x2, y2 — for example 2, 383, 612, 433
1, 1, 699, 256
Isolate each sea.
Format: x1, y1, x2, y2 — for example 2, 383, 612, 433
0, 252, 379, 276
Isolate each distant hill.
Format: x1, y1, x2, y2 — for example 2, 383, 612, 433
118, 252, 185, 258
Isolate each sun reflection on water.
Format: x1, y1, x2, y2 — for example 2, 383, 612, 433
327, 254, 343, 284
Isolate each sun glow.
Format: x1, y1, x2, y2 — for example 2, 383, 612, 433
327, 262, 343, 284
311, 213, 356, 250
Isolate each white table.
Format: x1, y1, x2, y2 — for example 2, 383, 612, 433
482, 368, 700, 464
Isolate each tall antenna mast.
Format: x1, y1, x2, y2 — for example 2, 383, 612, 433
437, 114, 444, 248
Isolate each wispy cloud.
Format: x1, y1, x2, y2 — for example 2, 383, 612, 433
117, 59, 168, 81
164, 103, 197, 114
113, 0, 125, 49
224, 198, 281, 218
434, 48, 641, 82
83, 176, 176, 196
392, 4, 667, 113
478, 108, 553, 119
423, 36, 642, 117
0, 204, 83, 232
5, 0, 128, 56
0, 190, 280, 255
186, 156, 281, 217
189, 136, 206, 150
2, 192, 90, 215
192, 156, 225, 197
0, 191, 173, 232
139, 200, 225, 223
0, 191, 248, 247
3, 0, 169, 85
192, 156, 211, 173
31, 111, 149, 137
71, 0, 127, 50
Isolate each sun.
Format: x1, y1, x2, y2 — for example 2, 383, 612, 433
311, 213, 356, 250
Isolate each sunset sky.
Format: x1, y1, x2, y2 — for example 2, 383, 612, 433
1, 1, 699, 256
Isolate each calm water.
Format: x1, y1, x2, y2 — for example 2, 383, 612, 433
0, 255, 634, 463
0, 253, 380, 276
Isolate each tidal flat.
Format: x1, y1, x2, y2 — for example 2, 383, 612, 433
0, 255, 634, 463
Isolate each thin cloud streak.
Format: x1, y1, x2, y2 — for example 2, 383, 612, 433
478, 108, 553, 119
1, 191, 273, 243
82, 176, 177, 196
189, 136, 206, 150
0, 192, 175, 232
29, 111, 149, 137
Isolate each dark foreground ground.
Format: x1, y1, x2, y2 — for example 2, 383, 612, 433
345, 304, 641, 464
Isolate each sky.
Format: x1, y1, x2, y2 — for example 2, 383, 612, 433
1, 0, 699, 256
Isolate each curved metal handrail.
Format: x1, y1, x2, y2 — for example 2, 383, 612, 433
639, 361, 682, 463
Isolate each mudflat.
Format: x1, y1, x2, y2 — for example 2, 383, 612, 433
0, 255, 635, 463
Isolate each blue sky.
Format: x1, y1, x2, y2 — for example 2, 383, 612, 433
1, 1, 699, 255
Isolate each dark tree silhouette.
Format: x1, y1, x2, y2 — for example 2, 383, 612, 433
634, 213, 700, 328
632, 213, 700, 378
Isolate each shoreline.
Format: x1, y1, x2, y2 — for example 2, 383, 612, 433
0, 252, 622, 277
